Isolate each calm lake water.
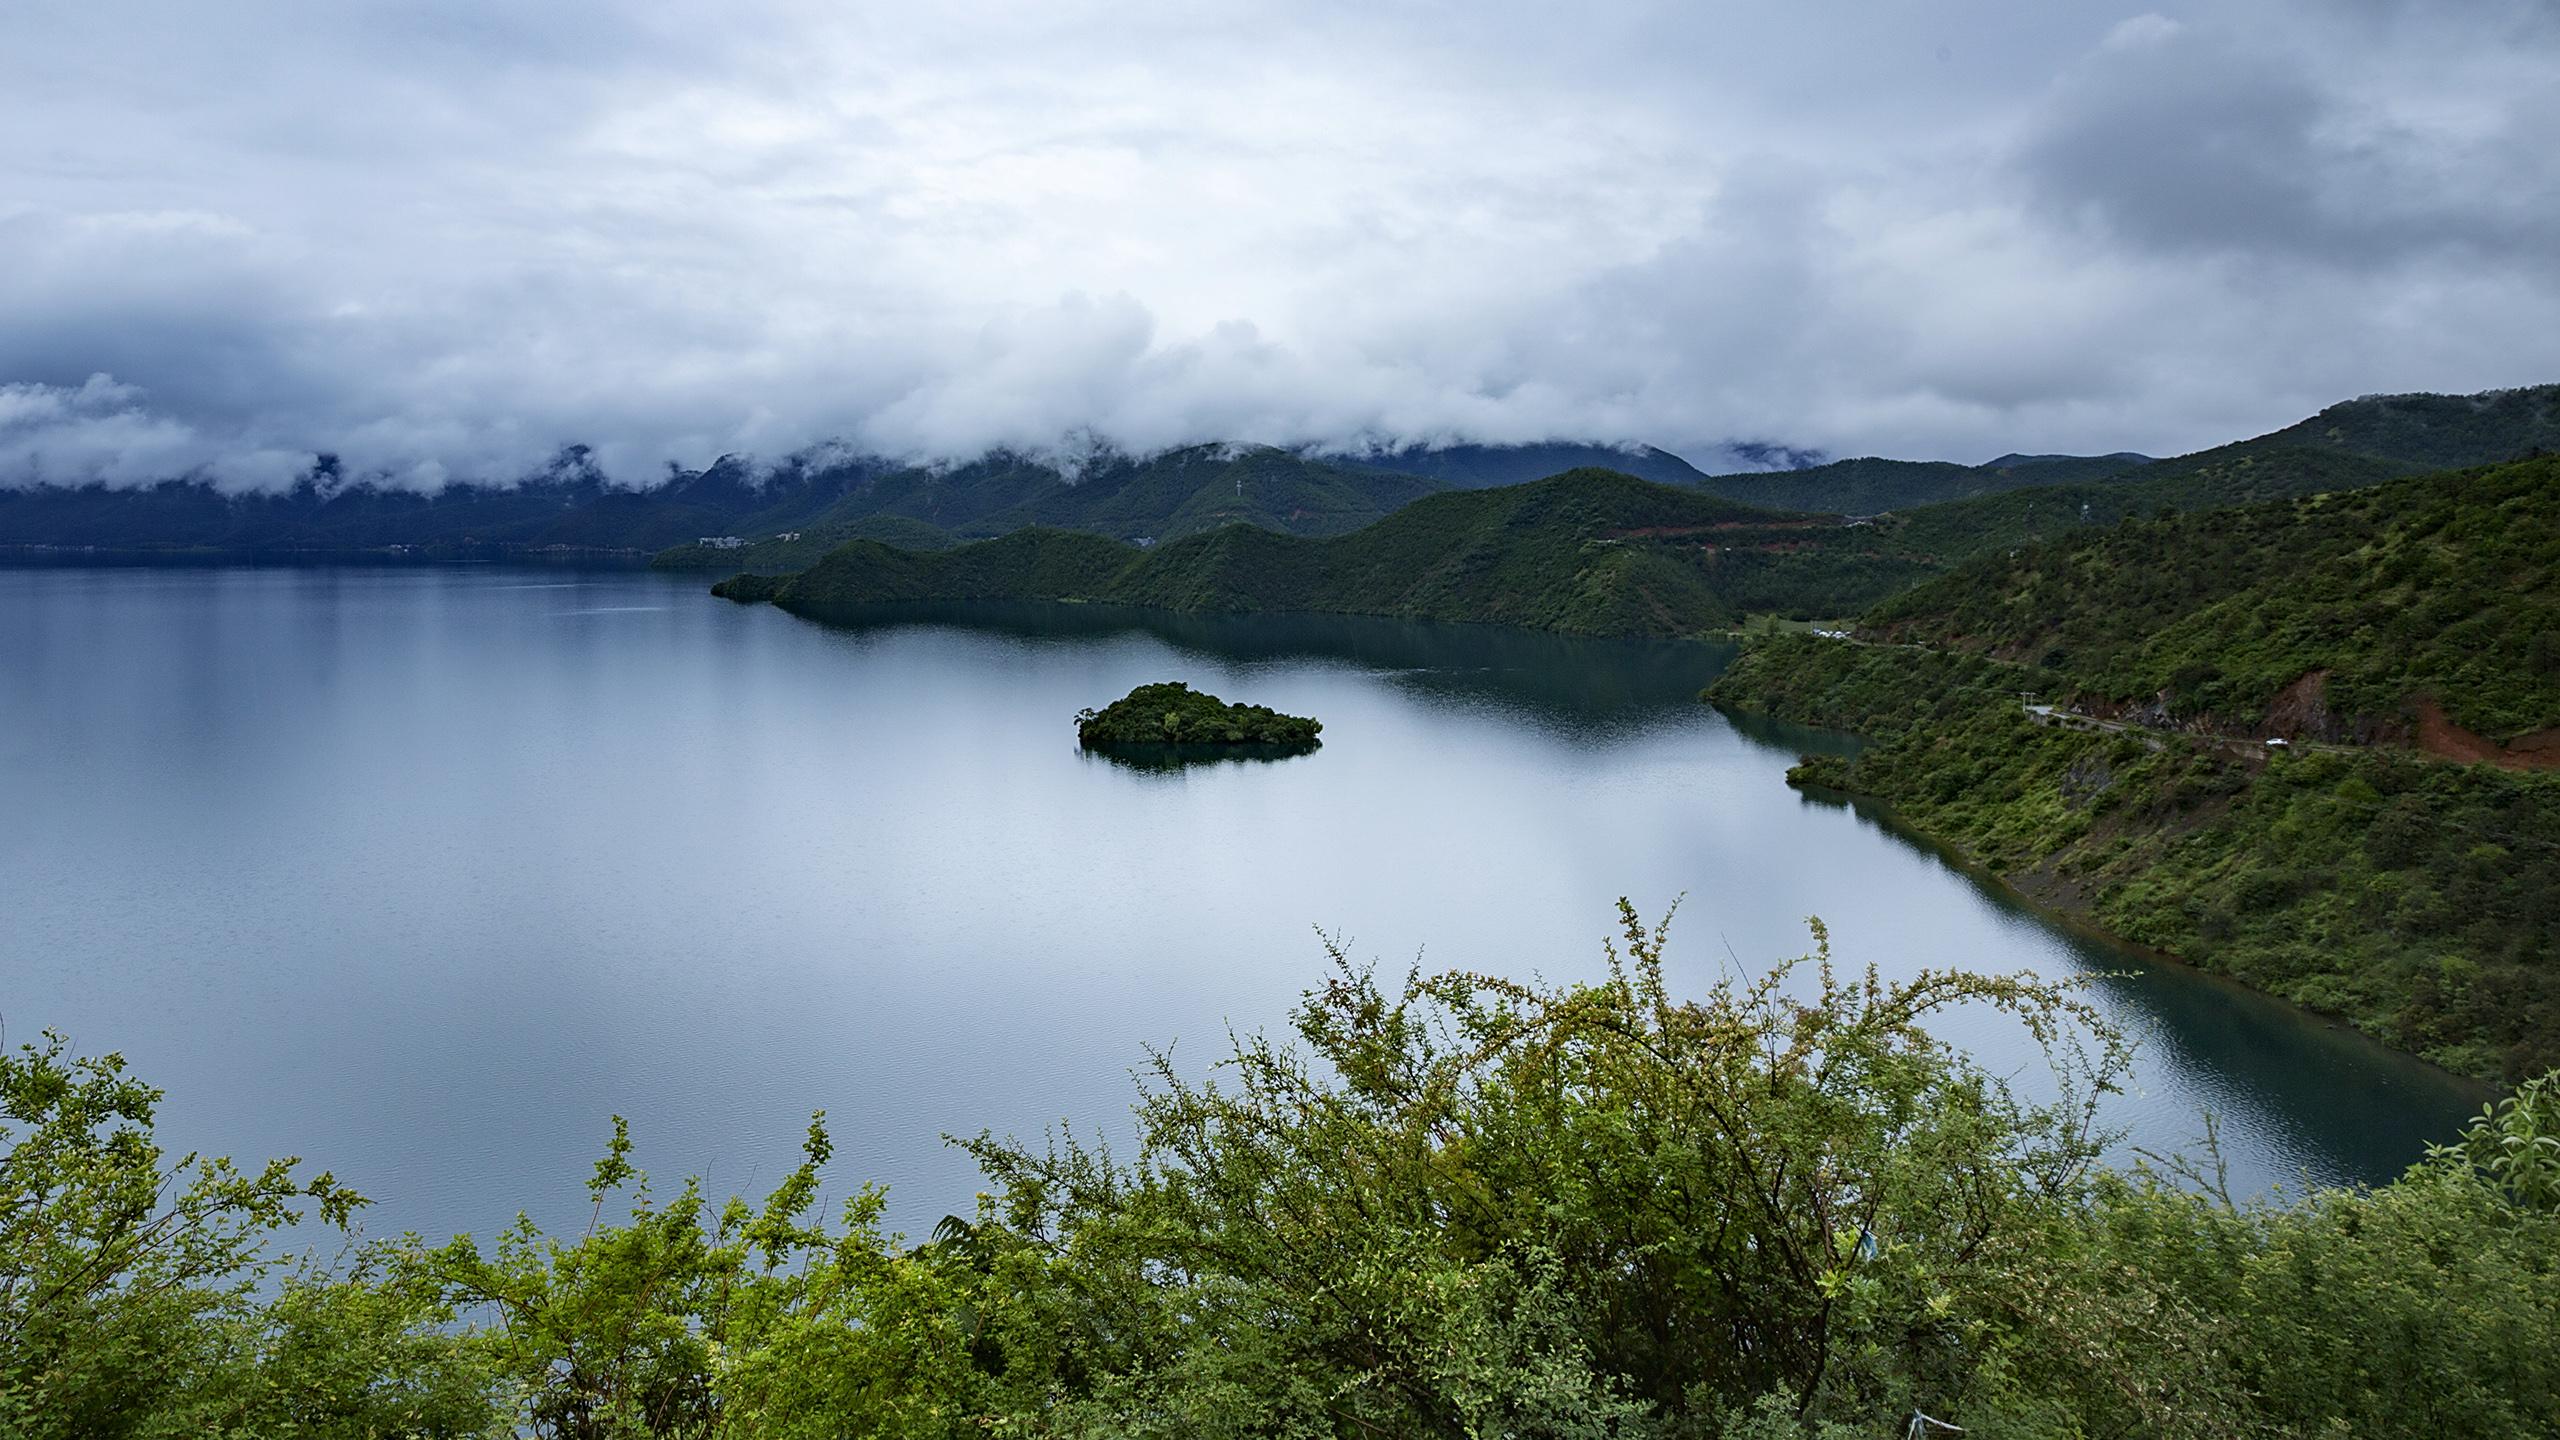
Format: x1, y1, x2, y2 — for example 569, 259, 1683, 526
0, 565, 2485, 1242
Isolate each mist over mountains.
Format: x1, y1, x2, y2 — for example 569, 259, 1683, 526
4, 385, 2553, 560
0, 436, 1765, 555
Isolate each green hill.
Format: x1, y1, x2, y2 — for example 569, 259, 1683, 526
1708, 632, 2560, 1081
652, 445, 1445, 568
1706, 455, 2560, 1080
1587, 386, 2558, 618
2263, 384, 2560, 470
1696, 384, 2558, 527
720, 468, 1820, 637
801, 443, 1445, 544
1869, 385, 2560, 559
1697, 451, 2154, 515
1869, 456, 2560, 749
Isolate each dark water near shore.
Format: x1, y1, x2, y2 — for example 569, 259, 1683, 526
0, 567, 2484, 1242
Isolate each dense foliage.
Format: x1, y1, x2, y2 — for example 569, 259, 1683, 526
11, 917, 2560, 1437
0, 1031, 487, 1437
1075, 681, 1321, 749
1865, 457, 2560, 746
2268, 384, 2560, 471
1708, 636, 2560, 1080
716, 469, 1922, 637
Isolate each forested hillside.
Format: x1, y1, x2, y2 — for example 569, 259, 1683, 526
1698, 383, 2558, 525
1658, 384, 2559, 603
2264, 384, 2560, 470
1581, 385, 2560, 616
716, 468, 1948, 635
1868, 456, 2560, 752
795, 443, 1444, 544
1707, 637, 2560, 1081
1704, 454, 2560, 1081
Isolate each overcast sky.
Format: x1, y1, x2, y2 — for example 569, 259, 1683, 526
4, 0, 2556, 488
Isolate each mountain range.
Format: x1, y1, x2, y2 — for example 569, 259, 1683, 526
0, 440, 1712, 558
712, 469, 1800, 636
3, 386, 2554, 570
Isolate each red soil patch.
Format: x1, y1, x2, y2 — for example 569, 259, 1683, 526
2415, 698, 2560, 771
2262, 669, 2331, 738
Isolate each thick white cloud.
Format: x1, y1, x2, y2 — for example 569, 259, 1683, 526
2, 0, 2555, 488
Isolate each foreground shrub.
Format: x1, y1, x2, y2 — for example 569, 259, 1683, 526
7, 914, 2559, 1436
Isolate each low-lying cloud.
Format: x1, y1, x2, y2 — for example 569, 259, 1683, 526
3, 0, 2555, 491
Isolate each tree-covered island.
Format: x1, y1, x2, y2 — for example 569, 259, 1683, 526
1076, 680, 1321, 751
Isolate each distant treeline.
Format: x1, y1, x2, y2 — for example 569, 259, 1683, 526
715, 469, 1887, 635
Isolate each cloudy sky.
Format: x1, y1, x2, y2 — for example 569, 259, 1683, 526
4, 0, 2557, 488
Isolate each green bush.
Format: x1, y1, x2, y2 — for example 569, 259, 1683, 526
9, 919, 2559, 1436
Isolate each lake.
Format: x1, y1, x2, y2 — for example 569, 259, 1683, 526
0, 565, 2485, 1243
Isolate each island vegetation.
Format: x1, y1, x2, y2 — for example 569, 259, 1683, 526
1075, 681, 1321, 752
698, 417, 2560, 1089
9, 913, 2559, 1438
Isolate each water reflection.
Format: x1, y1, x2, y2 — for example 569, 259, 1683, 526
1799, 786, 2489, 1184
1078, 742, 1323, 773
787, 598, 1741, 728
0, 568, 2493, 1253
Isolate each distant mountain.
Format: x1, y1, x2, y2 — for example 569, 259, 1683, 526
1870, 383, 2560, 562
1694, 384, 2560, 521
1694, 452, 2155, 516
9, 384, 2552, 567
0, 443, 1440, 558
799, 443, 1442, 545
0, 434, 1757, 561
705, 381, 2560, 631
1327, 442, 1711, 491
718, 468, 1821, 637
2260, 385, 2560, 471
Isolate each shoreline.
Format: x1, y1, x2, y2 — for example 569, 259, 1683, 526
1766, 732, 2507, 1098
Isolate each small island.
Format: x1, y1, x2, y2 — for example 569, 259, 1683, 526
1077, 681, 1322, 755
